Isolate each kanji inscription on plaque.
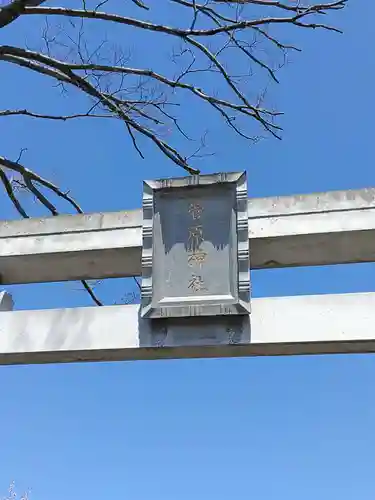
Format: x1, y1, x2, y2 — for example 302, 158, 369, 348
141, 172, 250, 318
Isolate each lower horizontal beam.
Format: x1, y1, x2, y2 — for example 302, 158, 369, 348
0, 293, 374, 365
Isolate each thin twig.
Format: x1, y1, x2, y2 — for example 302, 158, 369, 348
0, 109, 114, 120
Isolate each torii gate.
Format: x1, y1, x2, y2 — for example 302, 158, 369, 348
0, 171, 374, 366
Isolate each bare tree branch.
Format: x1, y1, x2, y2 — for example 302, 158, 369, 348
14, 1, 345, 141
23, 2, 347, 37
0, 46, 282, 140
0, 109, 114, 120
0, 0, 347, 305
0, 0, 46, 29
0, 167, 29, 218
253, 26, 301, 52
81, 280, 104, 306
0, 46, 200, 173
130, 0, 149, 9
214, 0, 345, 11
0, 155, 103, 306
0, 155, 83, 213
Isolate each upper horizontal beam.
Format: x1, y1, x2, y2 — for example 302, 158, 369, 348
1, 187, 375, 284
0, 292, 374, 365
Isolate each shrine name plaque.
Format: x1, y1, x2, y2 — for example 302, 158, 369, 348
141, 172, 250, 319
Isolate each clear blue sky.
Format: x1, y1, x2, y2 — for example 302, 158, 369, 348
1, 1, 375, 499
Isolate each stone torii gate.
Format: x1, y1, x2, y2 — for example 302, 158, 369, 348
0, 171, 375, 366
